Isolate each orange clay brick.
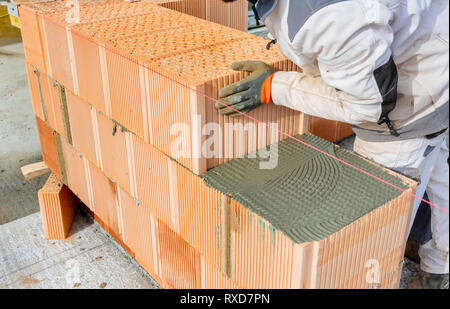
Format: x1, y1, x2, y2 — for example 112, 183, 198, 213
30, 0, 160, 24
227, 0, 248, 33
37, 72, 60, 134
309, 117, 340, 143
34, 73, 70, 142
336, 122, 354, 141
71, 5, 198, 42
38, 173, 78, 239
98, 37, 305, 173
22, 0, 247, 32
18, 5, 47, 72
130, 133, 173, 228
157, 217, 202, 289
35, 116, 60, 178
25, 63, 45, 120
83, 202, 135, 259
59, 140, 91, 207
18, 1, 111, 74
91, 16, 248, 139
152, 0, 202, 18
68, 7, 197, 111
95, 109, 133, 194
18, 0, 110, 13
87, 159, 121, 241
146, 0, 248, 32
139, 39, 306, 173
18, 1, 164, 92
310, 118, 354, 143
65, 90, 97, 165
117, 184, 239, 289
108, 22, 249, 61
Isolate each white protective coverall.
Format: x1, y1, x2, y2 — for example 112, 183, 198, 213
259, 0, 449, 274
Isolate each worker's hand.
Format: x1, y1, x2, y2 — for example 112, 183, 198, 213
216, 61, 275, 117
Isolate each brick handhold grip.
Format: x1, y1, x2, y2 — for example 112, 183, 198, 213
38, 173, 79, 239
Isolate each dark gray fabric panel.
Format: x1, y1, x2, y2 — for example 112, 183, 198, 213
410, 192, 433, 246
374, 56, 398, 123
287, 0, 350, 41
352, 102, 449, 142
374, 56, 400, 137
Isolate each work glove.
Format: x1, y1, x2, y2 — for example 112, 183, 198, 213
216, 61, 275, 117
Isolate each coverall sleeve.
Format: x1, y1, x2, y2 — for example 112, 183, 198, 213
271, 1, 397, 125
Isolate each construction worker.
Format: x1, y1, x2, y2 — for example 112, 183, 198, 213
218, 0, 449, 289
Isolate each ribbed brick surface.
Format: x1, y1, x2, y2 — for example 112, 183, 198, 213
59, 140, 91, 207
19, 0, 108, 13
147, 0, 248, 31
117, 184, 239, 289
25, 63, 45, 120
38, 173, 78, 239
110, 23, 249, 60
72, 7, 197, 41
19, 6, 47, 72
310, 116, 354, 143
65, 90, 97, 164
36, 116, 60, 178
22, 0, 247, 30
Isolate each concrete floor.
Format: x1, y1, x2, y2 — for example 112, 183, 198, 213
0, 209, 160, 289
0, 40, 420, 289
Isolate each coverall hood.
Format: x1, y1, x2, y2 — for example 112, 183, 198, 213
253, 0, 278, 21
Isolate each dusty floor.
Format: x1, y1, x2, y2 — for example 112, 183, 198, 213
0, 40, 420, 289
0, 209, 160, 289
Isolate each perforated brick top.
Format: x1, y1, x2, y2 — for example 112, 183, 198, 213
71, 6, 193, 41
109, 22, 250, 61
145, 0, 181, 4
23, 0, 110, 13
42, 0, 159, 24
147, 38, 288, 85
27, 0, 288, 86
14, 0, 65, 5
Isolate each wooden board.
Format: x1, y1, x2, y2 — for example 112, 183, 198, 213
21, 161, 50, 180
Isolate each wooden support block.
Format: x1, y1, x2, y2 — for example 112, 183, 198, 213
219, 196, 239, 280
38, 173, 79, 239
21, 161, 50, 180
220, 196, 232, 277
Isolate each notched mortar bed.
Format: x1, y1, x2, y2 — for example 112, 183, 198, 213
201, 133, 410, 244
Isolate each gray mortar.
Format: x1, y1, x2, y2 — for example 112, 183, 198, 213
201, 133, 410, 244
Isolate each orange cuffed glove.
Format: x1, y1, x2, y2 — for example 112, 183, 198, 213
260, 72, 275, 104
216, 61, 275, 117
